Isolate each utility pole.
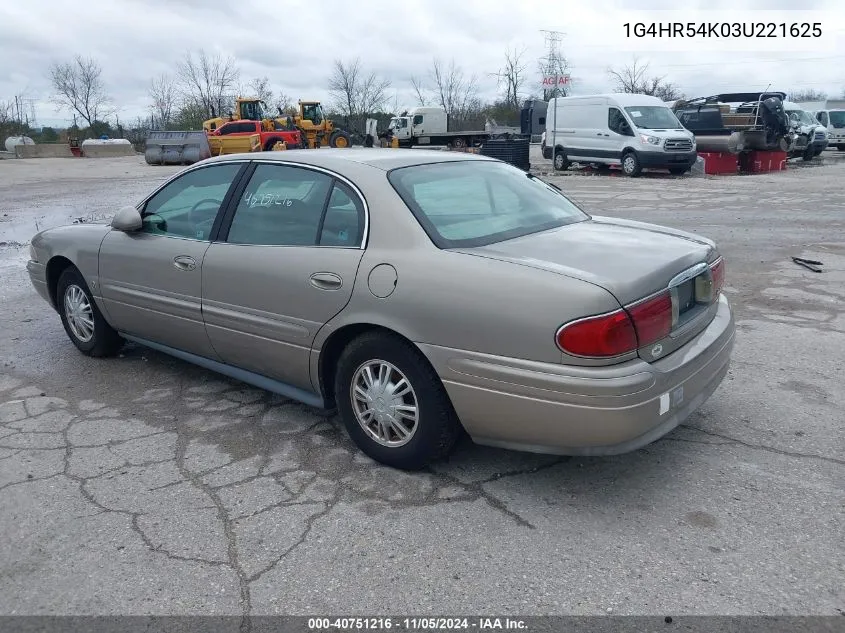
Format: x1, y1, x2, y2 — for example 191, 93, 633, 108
539, 30, 569, 100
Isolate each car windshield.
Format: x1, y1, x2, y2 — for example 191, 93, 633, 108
829, 111, 845, 127
788, 109, 816, 125
624, 106, 682, 129
387, 160, 589, 248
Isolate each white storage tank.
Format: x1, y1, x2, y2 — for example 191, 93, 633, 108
4, 136, 35, 153
80, 138, 135, 157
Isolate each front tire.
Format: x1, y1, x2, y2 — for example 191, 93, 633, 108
334, 332, 461, 470
57, 267, 123, 357
622, 151, 642, 177
329, 130, 351, 148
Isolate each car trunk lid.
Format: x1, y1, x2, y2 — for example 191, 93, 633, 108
455, 216, 722, 362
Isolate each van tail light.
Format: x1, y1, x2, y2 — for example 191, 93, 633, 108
556, 310, 638, 357
710, 258, 725, 297
626, 291, 673, 347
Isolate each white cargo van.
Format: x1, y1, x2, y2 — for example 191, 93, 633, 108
544, 93, 697, 176
812, 109, 845, 150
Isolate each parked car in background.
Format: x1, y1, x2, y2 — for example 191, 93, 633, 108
783, 101, 828, 160
26, 150, 734, 470
812, 108, 845, 151
546, 93, 698, 176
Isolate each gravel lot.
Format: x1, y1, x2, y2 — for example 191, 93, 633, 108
0, 151, 843, 618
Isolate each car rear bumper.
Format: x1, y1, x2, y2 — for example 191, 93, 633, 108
26, 260, 52, 306
419, 294, 734, 456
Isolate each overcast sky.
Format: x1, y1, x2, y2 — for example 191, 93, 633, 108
1, 0, 842, 127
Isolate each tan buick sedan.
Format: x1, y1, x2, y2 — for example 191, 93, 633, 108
27, 149, 734, 470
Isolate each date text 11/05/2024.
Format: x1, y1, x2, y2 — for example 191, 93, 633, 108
308, 617, 528, 630
623, 22, 822, 38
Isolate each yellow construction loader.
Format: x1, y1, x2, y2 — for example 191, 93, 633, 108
205, 98, 351, 149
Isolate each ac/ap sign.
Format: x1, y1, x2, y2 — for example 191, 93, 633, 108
541, 74, 571, 87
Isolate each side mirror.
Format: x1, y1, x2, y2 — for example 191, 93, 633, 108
111, 205, 143, 232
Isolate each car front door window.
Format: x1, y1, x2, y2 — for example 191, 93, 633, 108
225, 164, 335, 246
141, 164, 242, 240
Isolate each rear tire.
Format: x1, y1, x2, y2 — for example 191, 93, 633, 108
262, 137, 282, 151
334, 332, 461, 470
837, 145, 845, 151
621, 151, 642, 177
668, 166, 688, 175
57, 267, 123, 357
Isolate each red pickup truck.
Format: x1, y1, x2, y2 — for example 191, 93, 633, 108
210, 119, 305, 151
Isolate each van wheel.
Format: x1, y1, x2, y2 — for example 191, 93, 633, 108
669, 166, 687, 175
553, 149, 569, 171
837, 145, 845, 151
622, 151, 642, 177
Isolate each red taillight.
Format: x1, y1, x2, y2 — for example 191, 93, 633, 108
710, 258, 725, 296
627, 291, 673, 347
556, 310, 638, 357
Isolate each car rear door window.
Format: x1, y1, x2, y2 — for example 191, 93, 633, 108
141, 164, 242, 240
319, 182, 365, 247
225, 164, 334, 246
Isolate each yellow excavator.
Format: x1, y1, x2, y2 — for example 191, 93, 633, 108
205, 98, 351, 149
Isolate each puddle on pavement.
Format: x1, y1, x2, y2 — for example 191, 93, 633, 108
0, 206, 107, 245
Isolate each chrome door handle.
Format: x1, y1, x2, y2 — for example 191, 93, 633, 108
310, 272, 342, 290
173, 255, 196, 271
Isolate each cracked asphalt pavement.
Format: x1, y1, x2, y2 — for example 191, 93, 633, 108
0, 152, 843, 617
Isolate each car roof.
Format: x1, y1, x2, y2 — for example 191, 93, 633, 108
202, 148, 496, 171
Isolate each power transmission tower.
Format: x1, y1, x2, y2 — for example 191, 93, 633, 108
539, 30, 569, 100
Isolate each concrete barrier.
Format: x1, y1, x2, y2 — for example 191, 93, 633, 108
14, 144, 74, 159
81, 139, 136, 158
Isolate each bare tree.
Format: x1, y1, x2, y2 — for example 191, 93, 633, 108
494, 46, 528, 110
788, 89, 827, 102
176, 49, 240, 118
248, 76, 274, 105
328, 57, 392, 121
48, 55, 113, 126
274, 91, 296, 116
430, 58, 481, 121
607, 57, 683, 101
0, 100, 14, 126
148, 74, 176, 129
410, 75, 428, 106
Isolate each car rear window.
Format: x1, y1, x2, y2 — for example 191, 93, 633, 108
387, 160, 588, 248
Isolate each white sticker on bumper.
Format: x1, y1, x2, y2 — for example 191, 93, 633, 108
659, 392, 670, 415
